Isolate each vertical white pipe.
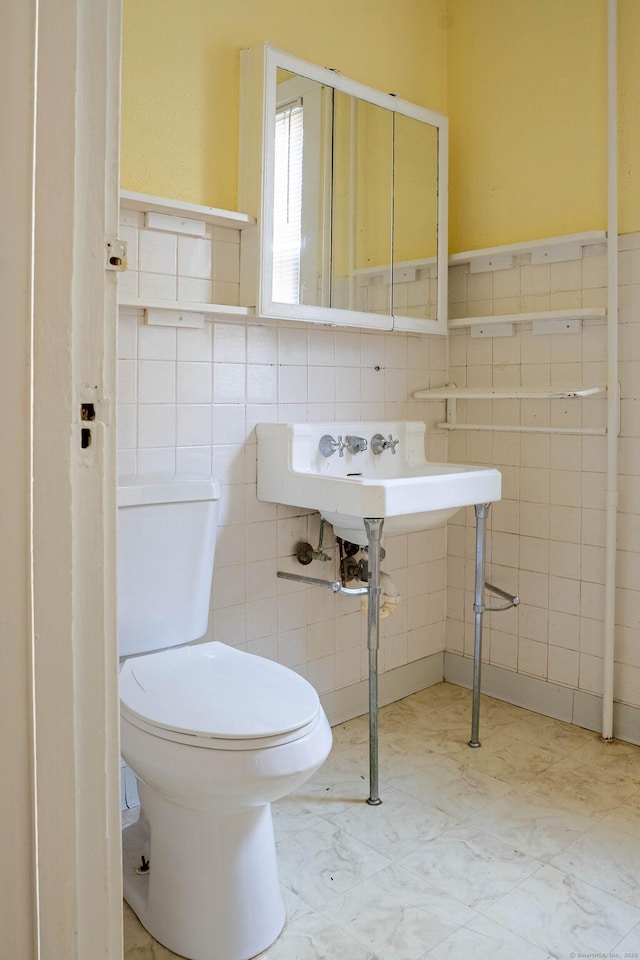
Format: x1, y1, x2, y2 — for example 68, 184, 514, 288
602, 0, 618, 741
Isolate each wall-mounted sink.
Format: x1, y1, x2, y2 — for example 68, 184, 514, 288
256, 421, 501, 545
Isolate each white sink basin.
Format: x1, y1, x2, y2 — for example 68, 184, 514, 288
256, 421, 501, 545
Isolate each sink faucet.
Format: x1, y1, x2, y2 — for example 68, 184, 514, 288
371, 432, 399, 455
319, 434, 369, 457
344, 435, 368, 455
319, 434, 346, 457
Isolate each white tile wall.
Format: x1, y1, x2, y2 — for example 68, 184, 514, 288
447, 234, 640, 710
117, 211, 448, 694
117, 207, 640, 716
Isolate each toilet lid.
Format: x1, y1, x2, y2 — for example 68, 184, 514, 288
119, 641, 320, 741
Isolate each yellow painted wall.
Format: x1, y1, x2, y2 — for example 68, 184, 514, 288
447, 0, 607, 251
121, 0, 448, 211
447, 0, 640, 251
618, 0, 640, 236
122, 0, 640, 252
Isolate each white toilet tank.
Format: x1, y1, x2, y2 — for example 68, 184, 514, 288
117, 479, 221, 657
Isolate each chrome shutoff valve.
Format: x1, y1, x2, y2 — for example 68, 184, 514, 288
371, 433, 399, 455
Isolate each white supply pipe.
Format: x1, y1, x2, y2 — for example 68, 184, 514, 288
359, 571, 401, 618
602, 0, 619, 741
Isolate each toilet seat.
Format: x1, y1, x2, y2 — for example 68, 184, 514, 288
120, 641, 322, 750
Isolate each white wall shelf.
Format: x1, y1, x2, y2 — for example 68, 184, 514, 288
414, 384, 606, 400
448, 231, 607, 271
119, 190, 256, 230
447, 232, 608, 333
118, 192, 257, 323
448, 307, 607, 331
118, 295, 254, 322
414, 383, 610, 437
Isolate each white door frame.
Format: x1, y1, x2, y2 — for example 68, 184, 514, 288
1, 1, 123, 957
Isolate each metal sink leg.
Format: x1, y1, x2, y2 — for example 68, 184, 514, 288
364, 517, 384, 804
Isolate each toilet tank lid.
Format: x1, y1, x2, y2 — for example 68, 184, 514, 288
118, 477, 221, 507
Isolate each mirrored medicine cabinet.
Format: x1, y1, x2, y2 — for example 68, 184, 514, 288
238, 43, 448, 335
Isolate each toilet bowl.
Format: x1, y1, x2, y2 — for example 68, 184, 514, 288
118, 480, 332, 960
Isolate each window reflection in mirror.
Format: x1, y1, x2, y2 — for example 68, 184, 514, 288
273, 69, 331, 307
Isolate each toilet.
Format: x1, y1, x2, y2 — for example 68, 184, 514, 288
118, 478, 332, 960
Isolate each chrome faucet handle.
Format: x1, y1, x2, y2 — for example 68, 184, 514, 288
371, 432, 399, 455
319, 434, 346, 458
344, 435, 368, 455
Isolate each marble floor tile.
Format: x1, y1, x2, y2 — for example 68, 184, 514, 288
524, 759, 637, 817
281, 886, 316, 924
378, 696, 443, 737
398, 822, 542, 912
276, 819, 390, 908
257, 910, 383, 960
560, 737, 640, 786
327, 785, 458, 861
271, 796, 324, 839
376, 734, 444, 784
330, 713, 370, 754
122, 903, 179, 959
412, 681, 471, 707
549, 822, 640, 908
459, 730, 559, 785
123, 683, 640, 960
401, 695, 527, 754
424, 915, 552, 960
613, 921, 640, 954
321, 862, 476, 960
466, 787, 596, 861
396, 718, 473, 757
602, 788, 640, 837
466, 694, 531, 730
484, 863, 640, 958
496, 711, 598, 758
380, 690, 517, 745
394, 754, 511, 820
293, 743, 372, 814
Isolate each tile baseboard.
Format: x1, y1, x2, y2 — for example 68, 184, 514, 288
320, 652, 444, 726
444, 652, 640, 746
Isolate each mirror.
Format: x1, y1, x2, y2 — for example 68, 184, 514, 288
272, 68, 331, 307
239, 44, 448, 334
393, 114, 439, 323
331, 93, 393, 316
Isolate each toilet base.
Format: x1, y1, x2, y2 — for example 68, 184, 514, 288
122, 784, 286, 960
